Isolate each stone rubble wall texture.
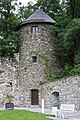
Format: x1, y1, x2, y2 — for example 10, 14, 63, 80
43, 76, 80, 111
0, 55, 80, 110
0, 55, 19, 106
18, 23, 57, 107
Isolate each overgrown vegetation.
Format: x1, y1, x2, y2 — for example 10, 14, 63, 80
0, 0, 80, 79
34, 51, 53, 81
5, 94, 13, 102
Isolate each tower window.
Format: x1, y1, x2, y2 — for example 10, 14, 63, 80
32, 56, 37, 62
10, 82, 12, 87
31, 26, 39, 34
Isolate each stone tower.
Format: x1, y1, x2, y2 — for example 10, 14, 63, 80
18, 9, 56, 107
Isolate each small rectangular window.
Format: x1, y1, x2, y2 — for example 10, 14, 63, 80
32, 56, 37, 62
31, 26, 39, 34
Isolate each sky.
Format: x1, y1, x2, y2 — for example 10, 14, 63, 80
18, 0, 36, 6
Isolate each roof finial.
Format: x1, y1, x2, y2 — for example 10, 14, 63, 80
38, 6, 43, 10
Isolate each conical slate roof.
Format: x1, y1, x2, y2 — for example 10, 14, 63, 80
19, 9, 56, 27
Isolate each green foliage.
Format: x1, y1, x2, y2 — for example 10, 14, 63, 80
34, 51, 53, 81
17, 1, 35, 20
51, 64, 80, 80
35, 0, 63, 19
52, 64, 72, 79
23, 2, 35, 19
62, 19, 80, 66
0, 0, 20, 57
51, 0, 80, 79
69, 65, 80, 76
63, 19, 80, 49
52, 19, 80, 80
5, 94, 13, 102
66, 0, 80, 18
75, 51, 80, 64
0, 32, 19, 56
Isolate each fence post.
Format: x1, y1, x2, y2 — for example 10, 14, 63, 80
42, 98, 44, 113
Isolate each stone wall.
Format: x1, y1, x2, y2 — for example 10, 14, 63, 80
0, 54, 80, 111
0, 54, 19, 106
43, 76, 80, 111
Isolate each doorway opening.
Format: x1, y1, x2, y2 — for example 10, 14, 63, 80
31, 89, 39, 105
52, 91, 60, 109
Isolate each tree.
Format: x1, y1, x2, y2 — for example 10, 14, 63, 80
0, 0, 19, 56
63, 19, 80, 65
52, 0, 80, 78
66, 0, 80, 18
17, 1, 35, 21
60, 0, 80, 67
35, 0, 63, 18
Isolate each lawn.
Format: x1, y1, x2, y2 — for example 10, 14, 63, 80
0, 110, 52, 120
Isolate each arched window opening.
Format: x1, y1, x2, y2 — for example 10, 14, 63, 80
52, 92, 59, 97
52, 91, 60, 109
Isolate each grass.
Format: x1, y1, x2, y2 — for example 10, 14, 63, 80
0, 110, 52, 120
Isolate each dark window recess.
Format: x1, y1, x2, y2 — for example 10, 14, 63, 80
32, 56, 37, 62
31, 26, 39, 34
25, 67, 27, 71
10, 82, 12, 87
